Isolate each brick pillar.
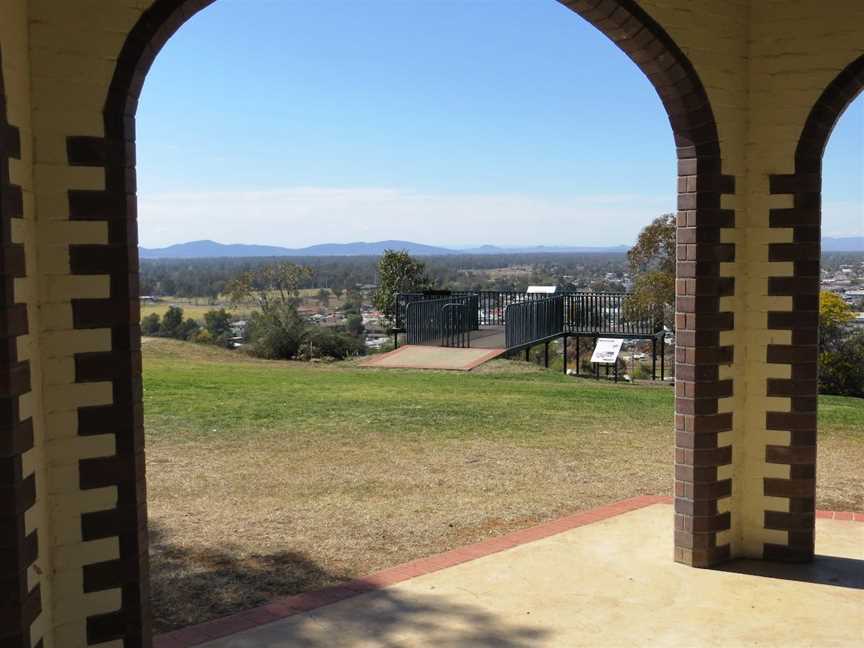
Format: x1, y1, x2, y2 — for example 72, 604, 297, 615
672, 155, 736, 567
0, 48, 40, 648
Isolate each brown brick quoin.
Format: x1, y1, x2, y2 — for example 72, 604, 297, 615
0, 44, 39, 648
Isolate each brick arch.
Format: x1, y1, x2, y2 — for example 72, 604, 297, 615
794, 53, 864, 174
63, 0, 736, 643
761, 54, 864, 563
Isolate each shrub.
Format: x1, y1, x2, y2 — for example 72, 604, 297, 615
245, 303, 307, 360
305, 328, 365, 360
819, 330, 864, 397
177, 318, 200, 341
159, 306, 184, 338
141, 313, 161, 336
204, 309, 232, 338
346, 313, 365, 337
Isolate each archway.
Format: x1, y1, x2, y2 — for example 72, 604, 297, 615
763, 55, 864, 559
62, 0, 734, 642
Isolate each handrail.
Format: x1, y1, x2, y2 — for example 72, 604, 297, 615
441, 302, 471, 348
504, 296, 564, 350
404, 296, 477, 347
396, 290, 662, 337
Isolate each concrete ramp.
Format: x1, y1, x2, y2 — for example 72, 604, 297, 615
360, 345, 505, 371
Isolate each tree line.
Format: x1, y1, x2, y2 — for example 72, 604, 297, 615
138, 252, 632, 298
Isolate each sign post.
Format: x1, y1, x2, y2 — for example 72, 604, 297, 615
590, 337, 624, 383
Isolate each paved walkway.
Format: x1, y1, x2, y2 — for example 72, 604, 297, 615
159, 499, 864, 647
359, 345, 505, 371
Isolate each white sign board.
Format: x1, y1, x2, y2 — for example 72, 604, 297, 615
527, 285, 557, 294
591, 338, 624, 365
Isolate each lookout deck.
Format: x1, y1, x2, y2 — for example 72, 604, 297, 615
360, 344, 505, 371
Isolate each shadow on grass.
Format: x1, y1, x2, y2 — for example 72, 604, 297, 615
149, 521, 550, 646
148, 521, 352, 633
719, 554, 864, 590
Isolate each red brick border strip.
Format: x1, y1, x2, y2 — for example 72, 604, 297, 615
154, 495, 863, 648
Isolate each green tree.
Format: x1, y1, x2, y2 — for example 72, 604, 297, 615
346, 313, 365, 337
141, 313, 161, 336
226, 262, 316, 359
373, 250, 430, 324
177, 318, 200, 341
625, 213, 676, 329
245, 303, 308, 360
226, 261, 313, 312
159, 306, 184, 338
317, 288, 330, 305
820, 330, 864, 397
226, 262, 314, 359
204, 309, 232, 337
819, 291, 855, 349
203, 308, 234, 347
818, 292, 862, 396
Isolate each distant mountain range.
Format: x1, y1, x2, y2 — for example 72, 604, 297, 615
139, 236, 864, 259
822, 236, 864, 252
138, 239, 631, 259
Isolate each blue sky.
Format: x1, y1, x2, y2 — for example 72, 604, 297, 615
137, 0, 863, 248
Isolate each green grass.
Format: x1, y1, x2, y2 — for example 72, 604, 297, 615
143, 339, 863, 444
144, 343, 673, 444
142, 338, 864, 632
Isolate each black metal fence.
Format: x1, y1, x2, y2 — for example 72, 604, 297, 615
441, 301, 473, 348
395, 290, 661, 337
504, 296, 564, 350
563, 292, 658, 336
404, 296, 478, 347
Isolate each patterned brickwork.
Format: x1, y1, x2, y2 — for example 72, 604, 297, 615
560, 0, 736, 568
62, 11, 742, 643
764, 53, 864, 562
0, 46, 40, 648
11, 1, 864, 645
63, 2, 222, 645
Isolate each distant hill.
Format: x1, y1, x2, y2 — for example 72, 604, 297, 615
139, 237, 864, 259
822, 236, 864, 252
139, 239, 630, 259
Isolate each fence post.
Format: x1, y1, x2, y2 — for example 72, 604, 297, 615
652, 337, 657, 380
563, 335, 568, 374
575, 336, 580, 376
661, 334, 666, 381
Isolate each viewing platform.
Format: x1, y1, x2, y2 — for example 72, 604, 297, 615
376, 290, 668, 374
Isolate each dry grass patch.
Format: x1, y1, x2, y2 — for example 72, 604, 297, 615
143, 338, 864, 632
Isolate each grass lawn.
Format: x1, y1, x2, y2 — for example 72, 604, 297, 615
143, 338, 864, 632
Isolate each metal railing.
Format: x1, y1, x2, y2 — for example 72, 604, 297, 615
563, 292, 658, 336
405, 296, 478, 347
441, 302, 472, 348
504, 296, 564, 350
395, 290, 661, 337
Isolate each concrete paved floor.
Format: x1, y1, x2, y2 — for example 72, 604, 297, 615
467, 327, 507, 350
200, 504, 863, 647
